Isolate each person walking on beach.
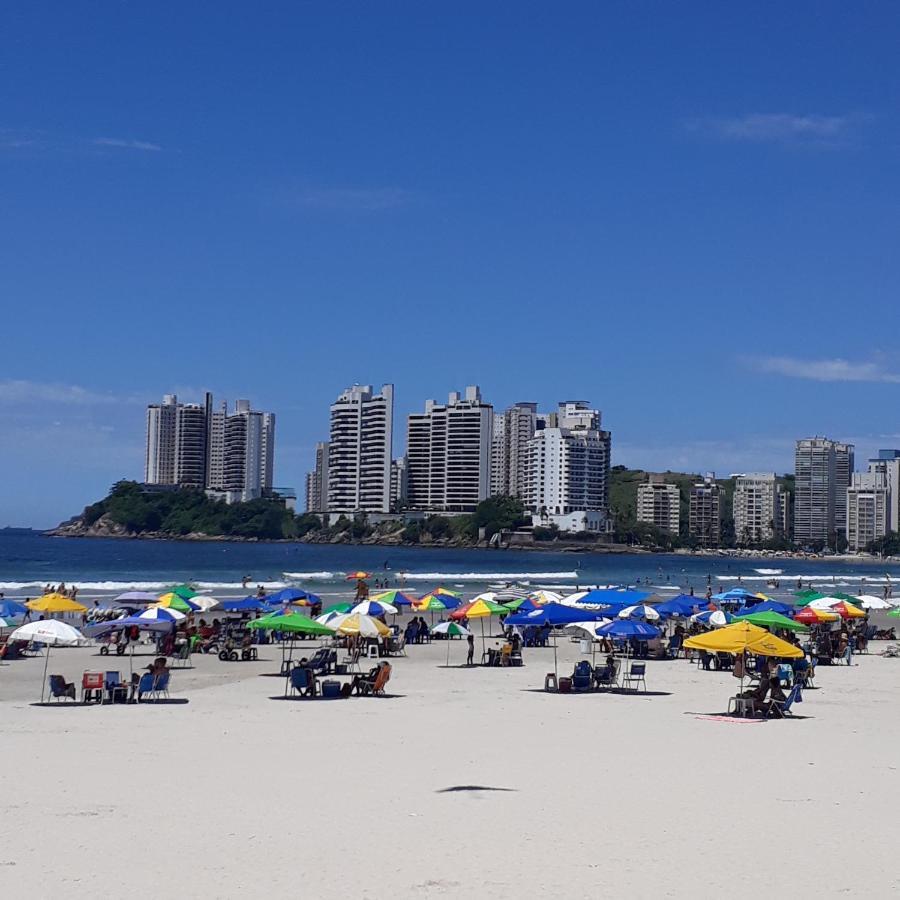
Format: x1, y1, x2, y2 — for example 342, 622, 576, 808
466, 634, 475, 666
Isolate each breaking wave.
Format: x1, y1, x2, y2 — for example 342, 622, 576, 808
0, 580, 288, 593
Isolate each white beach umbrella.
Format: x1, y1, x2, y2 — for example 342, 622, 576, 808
191, 596, 220, 612
529, 590, 562, 605
114, 591, 159, 604
561, 591, 590, 607
617, 604, 661, 622
855, 595, 893, 610
807, 597, 844, 611
9, 620, 88, 703
563, 620, 612, 639
470, 591, 498, 604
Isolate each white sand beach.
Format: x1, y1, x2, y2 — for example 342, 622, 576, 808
2, 629, 899, 899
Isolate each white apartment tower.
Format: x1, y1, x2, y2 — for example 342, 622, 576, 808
327, 385, 393, 514
490, 402, 538, 498
206, 399, 276, 502
636, 476, 680, 534
794, 438, 854, 546
305, 441, 330, 513
846, 472, 889, 551
733, 473, 778, 545
145, 394, 179, 484
689, 474, 721, 547
406, 386, 493, 513
525, 402, 611, 533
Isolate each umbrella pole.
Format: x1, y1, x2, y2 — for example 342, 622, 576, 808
481, 618, 486, 662
553, 630, 558, 683
40, 642, 51, 703
446, 638, 451, 668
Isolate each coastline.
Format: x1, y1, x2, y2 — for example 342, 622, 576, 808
39, 530, 900, 565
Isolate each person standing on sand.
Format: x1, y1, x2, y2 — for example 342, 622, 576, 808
466, 634, 475, 666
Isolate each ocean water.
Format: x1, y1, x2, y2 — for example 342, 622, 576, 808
1, 532, 898, 601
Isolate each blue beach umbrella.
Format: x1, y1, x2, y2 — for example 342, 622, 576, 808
0, 600, 29, 618
265, 588, 323, 608
221, 597, 270, 613
505, 602, 609, 628
741, 600, 795, 617
655, 595, 708, 617
594, 619, 661, 640
567, 589, 652, 608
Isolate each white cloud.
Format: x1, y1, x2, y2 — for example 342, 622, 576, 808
0, 380, 126, 406
750, 356, 900, 384
93, 137, 162, 152
687, 113, 863, 145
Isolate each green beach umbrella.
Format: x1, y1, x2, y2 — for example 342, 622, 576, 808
736, 611, 809, 633
247, 611, 335, 636
171, 584, 198, 600
323, 602, 354, 615
794, 589, 821, 599
887, 607, 900, 619
431, 621, 472, 666
795, 592, 828, 607
156, 592, 201, 613
827, 592, 862, 605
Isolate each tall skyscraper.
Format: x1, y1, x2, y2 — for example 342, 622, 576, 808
305, 441, 330, 513
145, 394, 178, 484
689, 474, 720, 547
173, 398, 210, 488
525, 402, 611, 533
327, 385, 393, 514
794, 437, 855, 546
406, 386, 493, 512
867, 450, 900, 533
490, 402, 538, 498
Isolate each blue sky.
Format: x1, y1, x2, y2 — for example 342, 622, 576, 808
2, 2, 900, 527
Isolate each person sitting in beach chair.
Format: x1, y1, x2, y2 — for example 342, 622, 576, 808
138, 658, 170, 701
358, 661, 392, 696
350, 664, 381, 696
572, 660, 592, 692
735, 676, 770, 716
290, 662, 317, 698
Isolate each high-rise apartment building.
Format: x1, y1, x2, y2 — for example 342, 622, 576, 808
525, 402, 611, 533
733, 473, 777, 545
173, 397, 211, 489
846, 472, 889, 551
794, 437, 854, 546
305, 442, 330, 513
390, 457, 408, 511
406, 386, 493, 513
867, 450, 900, 533
490, 402, 538, 498
145, 394, 179, 484
327, 385, 393, 514
689, 474, 720, 547
636, 475, 680, 534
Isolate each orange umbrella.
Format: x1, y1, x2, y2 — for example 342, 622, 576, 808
345, 571, 371, 581
831, 601, 865, 620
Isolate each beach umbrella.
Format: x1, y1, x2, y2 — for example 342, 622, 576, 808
135, 607, 186, 624
371, 590, 417, 608
807, 597, 847, 611
0, 600, 29, 618
417, 593, 462, 612
315, 611, 344, 626
655, 595, 708, 618
9, 620, 87, 703
345, 571, 372, 581
430, 587, 463, 597
265, 588, 322, 607
113, 591, 159, 604
831, 601, 866, 620
0, 616, 14, 628
565, 589, 652, 608
736, 611, 809, 633
170, 584, 198, 600
828, 592, 862, 604
220, 597, 269, 613
492, 586, 530, 603
431, 620, 472, 666
191, 596, 220, 612
691, 610, 735, 628
155, 592, 201, 613
595, 619, 661, 640
854, 595, 893, 610
247, 611, 334, 636
683, 622, 803, 659
351, 599, 399, 616
794, 592, 828, 607
617, 604, 661, 622
449, 596, 507, 657
741, 600, 796, 617
502, 597, 540, 613
794, 607, 840, 625
26, 593, 87, 614
794, 589, 823, 600
329, 613, 390, 638
529, 590, 562, 605
323, 602, 354, 615
563, 620, 613, 640
888, 607, 900, 619
711, 589, 759, 606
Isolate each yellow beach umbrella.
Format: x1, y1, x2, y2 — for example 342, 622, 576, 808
26, 593, 87, 614
684, 621, 802, 658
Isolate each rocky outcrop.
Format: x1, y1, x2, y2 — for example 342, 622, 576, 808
48, 513, 133, 538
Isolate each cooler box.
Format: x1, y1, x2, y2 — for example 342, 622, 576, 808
321, 680, 342, 699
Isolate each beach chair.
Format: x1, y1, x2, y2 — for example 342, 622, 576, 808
341, 646, 362, 673
104, 671, 128, 704
572, 660, 593, 692
81, 671, 104, 703
768, 683, 801, 719
173, 642, 191, 668
360, 663, 391, 696
622, 663, 647, 692
667, 635, 682, 659
593, 665, 616, 690
289, 666, 316, 698
151, 672, 171, 700
49, 675, 76, 702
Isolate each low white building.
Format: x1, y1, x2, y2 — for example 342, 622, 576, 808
847, 472, 889, 551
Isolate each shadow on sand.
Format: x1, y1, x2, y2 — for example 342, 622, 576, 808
30, 698, 190, 708
521, 688, 673, 697
268, 693, 406, 702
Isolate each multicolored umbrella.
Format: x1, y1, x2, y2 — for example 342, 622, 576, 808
431, 620, 472, 666
794, 607, 840, 625
371, 590, 417, 608
323, 602, 354, 615
617, 604, 661, 622
528, 590, 562, 605
351, 599, 398, 616
26, 593, 88, 614
328, 613, 390, 638
502, 597, 540, 613
428, 586, 462, 598
831, 601, 865, 620
155, 592, 201, 613
449, 597, 507, 620
417, 593, 462, 611
135, 606, 186, 623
